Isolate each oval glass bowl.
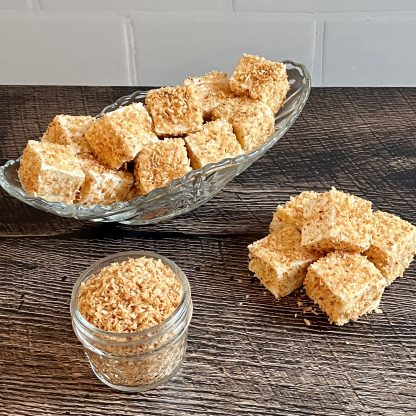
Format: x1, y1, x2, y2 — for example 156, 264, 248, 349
0, 60, 310, 225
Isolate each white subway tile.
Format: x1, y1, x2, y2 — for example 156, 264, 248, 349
131, 12, 316, 86
0, 0, 30, 9
323, 17, 416, 86
40, 0, 224, 12
0, 14, 132, 85
234, 0, 416, 13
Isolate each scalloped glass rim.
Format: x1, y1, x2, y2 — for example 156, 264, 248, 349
0, 60, 311, 224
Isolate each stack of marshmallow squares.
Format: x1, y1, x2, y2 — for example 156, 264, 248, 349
18, 54, 289, 205
248, 188, 416, 325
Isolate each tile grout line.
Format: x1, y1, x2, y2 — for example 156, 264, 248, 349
30, 0, 40, 13
125, 16, 139, 86
229, 0, 237, 13
312, 19, 325, 87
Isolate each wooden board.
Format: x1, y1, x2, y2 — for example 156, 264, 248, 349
0, 86, 415, 416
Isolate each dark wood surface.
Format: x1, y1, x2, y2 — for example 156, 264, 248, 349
0, 86, 415, 416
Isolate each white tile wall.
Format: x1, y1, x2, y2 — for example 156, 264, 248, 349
0, 0, 414, 86
39, 0, 224, 12
234, 0, 416, 13
0, 0, 30, 9
323, 17, 416, 86
131, 12, 316, 85
0, 14, 132, 85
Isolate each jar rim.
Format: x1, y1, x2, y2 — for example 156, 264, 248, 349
70, 250, 191, 341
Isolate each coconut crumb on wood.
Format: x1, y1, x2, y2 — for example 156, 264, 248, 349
78, 257, 181, 333
248, 188, 415, 327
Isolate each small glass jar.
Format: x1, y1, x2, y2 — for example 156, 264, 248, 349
70, 250, 193, 392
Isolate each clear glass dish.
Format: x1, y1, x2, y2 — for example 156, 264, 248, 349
0, 60, 310, 225
71, 250, 193, 392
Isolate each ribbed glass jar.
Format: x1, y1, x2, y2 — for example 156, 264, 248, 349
70, 251, 193, 392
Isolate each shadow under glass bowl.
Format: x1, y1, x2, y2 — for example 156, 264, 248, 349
0, 60, 311, 225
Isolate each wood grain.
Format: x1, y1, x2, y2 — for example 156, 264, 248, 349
0, 86, 415, 416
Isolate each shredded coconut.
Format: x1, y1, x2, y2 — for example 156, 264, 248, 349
78, 257, 181, 333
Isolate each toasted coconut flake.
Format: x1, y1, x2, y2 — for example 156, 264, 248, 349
184, 119, 243, 169
133, 138, 191, 195
145, 85, 203, 136
78, 257, 181, 333
85, 103, 158, 169
18, 140, 85, 204
230, 54, 290, 113
301, 187, 373, 253
184, 71, 234, 118
248, 224, 320, 299
365, 210, 416, 284
304, 252, 386, 326
42, 114, 95, 155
